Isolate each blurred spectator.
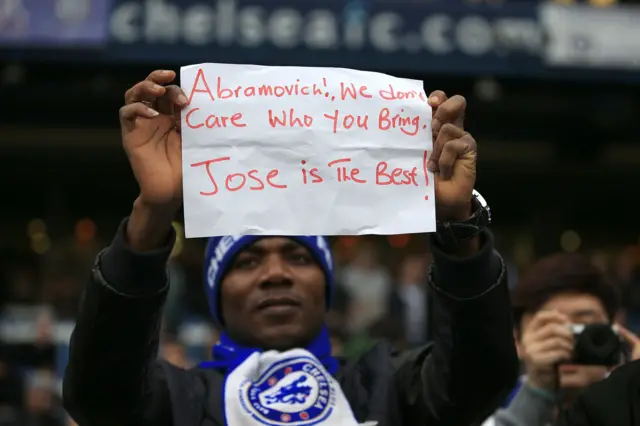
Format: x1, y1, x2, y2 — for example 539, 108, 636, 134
389, 254, 430, 347
3, 307, 56, 371
164, 260, 188, 334
180, 240, 215, 321
369, 316, 406, 350
615, 246, 640, 331
326, 312, 348, 357
41, 274, 79, 321
615, 246, 640, 286
4, 264, 38, 306
341, 315, 406, 359
339, 240, 391, 332
22, 370, 64, 426
0, 346, 24, 426
159, 336, 193, 369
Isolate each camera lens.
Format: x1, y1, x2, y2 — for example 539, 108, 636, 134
573, 324, 622, 366
588, 327, 610, 347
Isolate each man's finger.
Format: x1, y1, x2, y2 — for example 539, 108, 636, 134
157, 85, 189, 116
119, 103, 160, 131
525, 346, 573, 367
428, 123, 466, 172
616, 324, 640, 345
528, 310, 571, 331
433, 95, 466, 135
435, 138, 473, 181
544, 336, 575, 354
428, 90, 448, 108
530, 332, 574, 353
145, 69, 177, 85
429, 123, 472, 176
429, 90, 447, 142
125, 80, 166, 105
531, 323, 574, 343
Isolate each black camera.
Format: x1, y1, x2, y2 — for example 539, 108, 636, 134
569, 323, 625, 366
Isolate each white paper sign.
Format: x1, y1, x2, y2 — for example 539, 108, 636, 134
180, 63, 434, 238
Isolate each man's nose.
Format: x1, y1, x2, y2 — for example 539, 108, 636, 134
258, 254, 293, 288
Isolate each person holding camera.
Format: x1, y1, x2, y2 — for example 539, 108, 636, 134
482, 253, 640, 426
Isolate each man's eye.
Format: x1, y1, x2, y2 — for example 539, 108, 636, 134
233, 257, 258, 269
289, 253, 313, 264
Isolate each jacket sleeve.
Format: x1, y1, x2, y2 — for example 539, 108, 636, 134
488, 382, 557, 426
62, 219, 175, 426
392, 230, 519, 426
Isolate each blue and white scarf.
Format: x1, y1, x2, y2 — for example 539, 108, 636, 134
201, 328, 366, 426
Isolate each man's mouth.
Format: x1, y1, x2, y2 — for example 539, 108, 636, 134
256, 296, 301, 311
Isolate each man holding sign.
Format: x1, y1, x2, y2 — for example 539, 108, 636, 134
63, 67, 518, 426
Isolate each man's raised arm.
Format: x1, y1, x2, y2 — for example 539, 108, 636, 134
392, 91, 519, 426
63, 208, 176, 426
63, 69, 189, 426
392, 231, 518, 426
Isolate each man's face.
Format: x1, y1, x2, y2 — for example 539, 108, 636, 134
220, 237, 326, 350
520, 292, 610, 390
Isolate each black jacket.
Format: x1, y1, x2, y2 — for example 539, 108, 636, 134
62, 220, 518, 426
559, 359, 640, 426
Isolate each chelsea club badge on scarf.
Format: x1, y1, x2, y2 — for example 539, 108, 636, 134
225, 349, 363, 426
239, 356, 335, 425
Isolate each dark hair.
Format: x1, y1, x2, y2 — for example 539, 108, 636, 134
512, 253, 619, 331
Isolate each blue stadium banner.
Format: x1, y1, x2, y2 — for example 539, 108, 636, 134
1, 0, 639, 80
0, 0, 110, 47
105, 0, 547, 75
104, 0, 640, 78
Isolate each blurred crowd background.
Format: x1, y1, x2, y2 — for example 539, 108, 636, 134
1, 0, 640, 425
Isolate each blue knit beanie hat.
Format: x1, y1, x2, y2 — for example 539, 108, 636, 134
204, 236, 334, 325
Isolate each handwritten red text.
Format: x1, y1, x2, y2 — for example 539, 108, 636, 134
192, 152, 430, 201
378, 85, 427, 102
378, 108, 423, 136
300, 160, 324, 184
340, 83, 372, 100
269, 109, 314, 128
328, 158, 367, 183
187, 68, 333, 103
185, 69, 429, 139
323, 110, 369, 134
375, 162, 419, 186
185, 108, 246, 129
190, 157, 287, 196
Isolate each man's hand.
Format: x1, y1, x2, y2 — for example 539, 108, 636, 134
616, 324, 640, 361
427, 91, 477, 222
120, 70, 188, 209
521, 311, 574, 390
119, 70, 188, 250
